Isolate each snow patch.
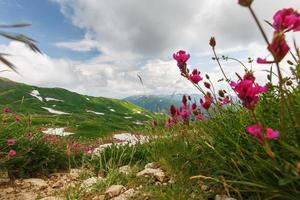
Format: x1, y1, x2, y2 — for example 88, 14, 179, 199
45, 97, 64, 102
110, 108, 116, 112
42, 128, 75, 136
133, 121, 144, 125
42, 107, 69, 115
30, 90, 43, 102
133, 109, 142, 114
93, 133, 149, 155
86, 97, 90, 101
124, 116, 133, 119
86, 110, 105, 115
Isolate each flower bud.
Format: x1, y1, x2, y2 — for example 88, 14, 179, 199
209, 37, 216, 48
204, 82, 211, 89
286, 80, 293, 86
238, 0, 253, 7
205, 74, 210, 79
218, 90, 225, 97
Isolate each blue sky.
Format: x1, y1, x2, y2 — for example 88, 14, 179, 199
0, 0, 98, 60
0, 0, 299, 98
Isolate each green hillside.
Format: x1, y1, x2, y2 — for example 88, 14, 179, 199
0, 77, 154, 138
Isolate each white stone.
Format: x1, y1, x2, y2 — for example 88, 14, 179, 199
80, 177, 103, 189
105, 185, 126, 198
111, 188, 135, 200
118, 165, 131, 175
23, 178, 48, 189
137, 168, 165, 182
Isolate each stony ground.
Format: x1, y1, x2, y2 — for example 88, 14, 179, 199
0, 161, 237, 200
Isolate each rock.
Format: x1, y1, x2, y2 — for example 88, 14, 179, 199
4, 187, 14, 194
145, 162, 160, 169
52, 180, 63, 188
200, 184, 209, 191
0, 178, 10, 185
111, 189, 135, 200
40, 197, 64, 200
80, 177, 102, 189
92, 195, 105, 200
23, 178, 48, 189
137, 168, 165, 182
118, 165, 131, 175
105, 185, 126, 198
215, 194, 237, 200
69, 169, 81, 179
19, 192, 38, 200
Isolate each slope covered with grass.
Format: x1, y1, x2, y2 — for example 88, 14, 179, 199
0, 77, 154, 138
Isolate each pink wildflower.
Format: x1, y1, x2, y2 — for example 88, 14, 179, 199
273, 8, 300, 32
266, 128, 280, 140
192, 102, 197, 110
189, 69, 203, 84
221, 97, 231, 105
15, 115, 22, 121
173, 50, 190, 72
196, 112, 205, 121
246, 123, 264, 142
7, 138, 16, 146
200, 95, 213, 110
165, 118, 175, 128
268, 33, 290, 63
8, 150, 16, 157
3, 107, 10, 113
231, 74, 268, 110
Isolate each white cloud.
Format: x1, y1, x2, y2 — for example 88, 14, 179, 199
1, 1, 300, 98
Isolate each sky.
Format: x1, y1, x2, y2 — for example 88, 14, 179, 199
0, 0, 299, 98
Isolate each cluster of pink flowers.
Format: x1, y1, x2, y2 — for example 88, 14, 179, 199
165, 95, 205, 128
230, 72, 268, 110
246, 123, 280, 143
258, 8, 300, 64
189, 69, 203, 84
7, 138, 17, 157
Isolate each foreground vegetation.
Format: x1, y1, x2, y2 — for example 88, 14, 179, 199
0, 0, 300, 199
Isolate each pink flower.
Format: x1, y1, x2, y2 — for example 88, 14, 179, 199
192, 102, 197, 110
7, 139, 16, 146
257, 58, 273, 64
189, 69, 203, 84
246, 124, 281, 142
182, 95, 188, 106
266, 128, 280, 140
179, 108, 191, 121
27, 120, 32, 125
200, 95, 214, 110
3, 107, 10, 113
173, 50, 190, 63
173, 50, 190, 72
165, 118, 175, 128
196, 113, 205, 121
170, 105, 178, 117
273, 8, 300, 32
268, 33, 290, 63
246, 123, 264, 142
8, 150, 16, 157
15, 115, 22, 121
221, 97, 231, 105
231, 74, 268, 110
204, 82, 211, 89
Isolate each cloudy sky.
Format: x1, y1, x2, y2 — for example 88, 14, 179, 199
0, 0, 299, 98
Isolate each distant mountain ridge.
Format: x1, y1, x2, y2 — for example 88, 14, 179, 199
0, 77, 154, 138
124, 94, 203, 112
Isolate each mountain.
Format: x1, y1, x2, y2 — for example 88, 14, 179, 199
0, 77, 154, 138
124, 94, 203, 113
